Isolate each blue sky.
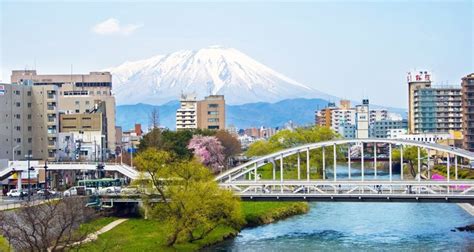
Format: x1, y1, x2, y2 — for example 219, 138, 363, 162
1, 1, 472, 108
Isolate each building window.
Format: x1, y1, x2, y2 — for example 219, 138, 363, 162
85, 101, 90, 105
208, 104, 219, 108
75, 109, 80, 113
16, 126, 21, 131
75, 101, 80, 105
15, 114, 20, 119
16, 102, 20, 107
14, 90, 20, 95
27, 91, 31, 96
16, 138, 21, 143
208, 118, 219, 123
27, 103, 31, 108
28, 114, 31, 119
208, 111, 219, 115
28, 126, 32, 131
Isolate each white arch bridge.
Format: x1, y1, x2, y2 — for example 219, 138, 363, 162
215, 138, 474, 203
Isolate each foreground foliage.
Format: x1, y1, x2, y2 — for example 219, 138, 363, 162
79, 201, 309, 251
135, 148, 244, 246
0, 197, 97, 252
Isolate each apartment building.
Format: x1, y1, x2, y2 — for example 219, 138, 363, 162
10, 70, 116, 153
197, 95, 225, 130
462, 73, 474, 151
176, 94, 226, 130
413, 86, 462, 133
370, 119, 408, 138
176, 94, 198, 130
408, 70, 432, 133
0, 82, 59, 160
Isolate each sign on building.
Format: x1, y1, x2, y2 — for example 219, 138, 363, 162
0, 85, 5, 96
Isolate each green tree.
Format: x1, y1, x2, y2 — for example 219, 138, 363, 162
138, 128, 162, 151
392, 146, 427, 177
134, 148, 243, 247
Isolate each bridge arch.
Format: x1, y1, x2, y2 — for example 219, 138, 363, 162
215, 138, 474, 203
216, 138, 474, 183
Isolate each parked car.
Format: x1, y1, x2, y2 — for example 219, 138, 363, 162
6, 189, 27, 197
37, 189, 58, 196
63, 186, 85, 197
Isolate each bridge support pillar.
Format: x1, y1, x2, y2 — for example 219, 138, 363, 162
280, 154, 284, 193
361, 142, 364, 181
17, 171, 22, 189
374, 144, 377, 179
306, 148, 310, 181
297, 152, 301, 180
333, 144, 337, 181
455, 155, 458, 180
348, 144, 351, 180
417, 147, 421, 182
322, 147, 326, 180
447, 153, 450, 182
400, 145, 404, 180
389, 144, 392, 182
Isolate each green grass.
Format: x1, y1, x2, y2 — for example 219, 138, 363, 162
79, 218, 237, 252
241, 201, 309, 227
78, 217, 119, 234
79, 201, 309, 251
0, 236, 11, 252
431, 165, 474, 179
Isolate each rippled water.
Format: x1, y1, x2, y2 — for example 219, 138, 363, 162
209, 166, 474, 251
210, 202, 474, 251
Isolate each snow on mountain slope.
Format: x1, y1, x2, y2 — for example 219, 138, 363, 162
106, 45, 333, 105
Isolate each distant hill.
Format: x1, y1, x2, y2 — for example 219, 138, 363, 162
116, 98, 406, 131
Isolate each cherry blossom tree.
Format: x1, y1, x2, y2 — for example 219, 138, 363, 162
188, 136, 225, 173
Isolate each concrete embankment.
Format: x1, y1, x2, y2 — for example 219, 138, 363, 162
458, 203, 474, 216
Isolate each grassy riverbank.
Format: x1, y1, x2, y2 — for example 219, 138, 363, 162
0, 236, 10, 252
79, 201, 309, 251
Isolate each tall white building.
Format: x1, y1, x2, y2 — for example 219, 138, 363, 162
369, 109, 388, 124
356, 99, 370, 138
176, 94, 198, 130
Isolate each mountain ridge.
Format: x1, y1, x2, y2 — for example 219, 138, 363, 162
116, 98, 406, 131
106, 46, 335, 105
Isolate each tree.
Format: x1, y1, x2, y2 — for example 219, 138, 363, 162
148, 107, 160, 130
215, 130, 242, 167
134, 148, 173, 202
392, 146, 427, 177
138, 128, 162, 151
188, 135, 225, 173
134, 149, 243, 247
0, 197, 97, 252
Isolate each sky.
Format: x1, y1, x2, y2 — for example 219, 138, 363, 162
0, 0, 472, 108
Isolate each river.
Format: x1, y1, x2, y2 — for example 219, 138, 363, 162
209, 165, 474, 251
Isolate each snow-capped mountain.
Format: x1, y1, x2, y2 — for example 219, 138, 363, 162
106, 46, 334, 105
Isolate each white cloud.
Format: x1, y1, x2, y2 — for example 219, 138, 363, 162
92, 18, 143, 36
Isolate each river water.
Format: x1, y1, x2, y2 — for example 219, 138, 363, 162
209, 165, 474, 251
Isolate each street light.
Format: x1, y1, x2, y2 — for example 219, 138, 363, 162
44, 161, 48, 197
25, 154, 34, 202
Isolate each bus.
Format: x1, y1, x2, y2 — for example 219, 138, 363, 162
77, 178, 122, 189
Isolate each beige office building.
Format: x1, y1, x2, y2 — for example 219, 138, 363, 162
11, 70, 116, 153
0, 82, 59, 160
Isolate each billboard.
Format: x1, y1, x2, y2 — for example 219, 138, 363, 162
407, 70, 431, 83
0, 85, 5, 96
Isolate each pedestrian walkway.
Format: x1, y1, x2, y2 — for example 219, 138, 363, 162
74, 219, 128, 245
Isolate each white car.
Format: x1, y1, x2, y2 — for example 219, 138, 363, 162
63, 186, 85, 197
6, 189, 26, 197
98, 186, 121, 195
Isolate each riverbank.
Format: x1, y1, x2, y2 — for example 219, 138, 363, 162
78, 201, 309, 251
